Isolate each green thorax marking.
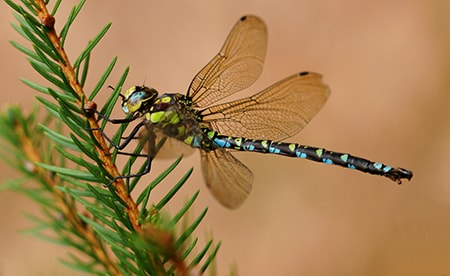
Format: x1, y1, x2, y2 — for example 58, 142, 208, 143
143, 93, 213, 150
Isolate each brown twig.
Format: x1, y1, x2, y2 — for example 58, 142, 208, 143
15, 0, 189, 275
20, 1, 190, 274
33, 0, 141, 230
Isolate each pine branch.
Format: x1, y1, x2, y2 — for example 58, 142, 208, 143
1, 0, 220, 275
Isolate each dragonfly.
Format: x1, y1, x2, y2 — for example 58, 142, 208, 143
92, 15, 413, 209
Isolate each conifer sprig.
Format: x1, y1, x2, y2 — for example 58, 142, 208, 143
1, 0, 220, 274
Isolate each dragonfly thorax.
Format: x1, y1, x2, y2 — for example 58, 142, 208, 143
140, 92, 212, 149
121, 86, 158, 116
97, 15, 412, 210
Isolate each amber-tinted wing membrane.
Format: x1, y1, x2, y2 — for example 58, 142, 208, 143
200, 72, 330, 141
200, 149, 253, 209
140, 129, 195, 159
187, 15, 267, 108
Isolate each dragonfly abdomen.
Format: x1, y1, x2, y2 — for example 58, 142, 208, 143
210, 132, 413, 183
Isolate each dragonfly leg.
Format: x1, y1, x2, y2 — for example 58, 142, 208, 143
106, 150, 148, 158
106, 130, 157, 158
84, 103, 146, 149
85, 105, 137, 124
105, 157, 152, 187
90, 119, 147, 150
105, 133, 154, 187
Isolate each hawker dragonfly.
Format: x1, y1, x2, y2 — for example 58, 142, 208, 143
91, 15, 413, 209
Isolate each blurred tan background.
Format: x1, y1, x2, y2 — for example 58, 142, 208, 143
1, 0, 449, 275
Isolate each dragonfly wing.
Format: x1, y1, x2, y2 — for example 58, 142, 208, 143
154, 137, 195, 159
200, 149, 253, 209
139, 127, 195, 159
188, 15, 267, 108
200, 72, 330, 141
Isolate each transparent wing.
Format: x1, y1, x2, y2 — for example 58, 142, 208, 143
200, 72, 330, 141
200, 149, 253, 209
154, 137, 195, 159
187, 15, 267, 108
140, 127, 195, 159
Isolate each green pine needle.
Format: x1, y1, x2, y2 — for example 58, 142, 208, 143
1, 0, 222, 275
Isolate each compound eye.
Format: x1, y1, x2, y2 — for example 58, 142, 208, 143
121, 86, 158, 115
122, 91, 145, 114
129, 91, 147, 104
122, 105, 130, 114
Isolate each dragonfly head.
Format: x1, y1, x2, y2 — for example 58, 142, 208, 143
120, 86, 159, 115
